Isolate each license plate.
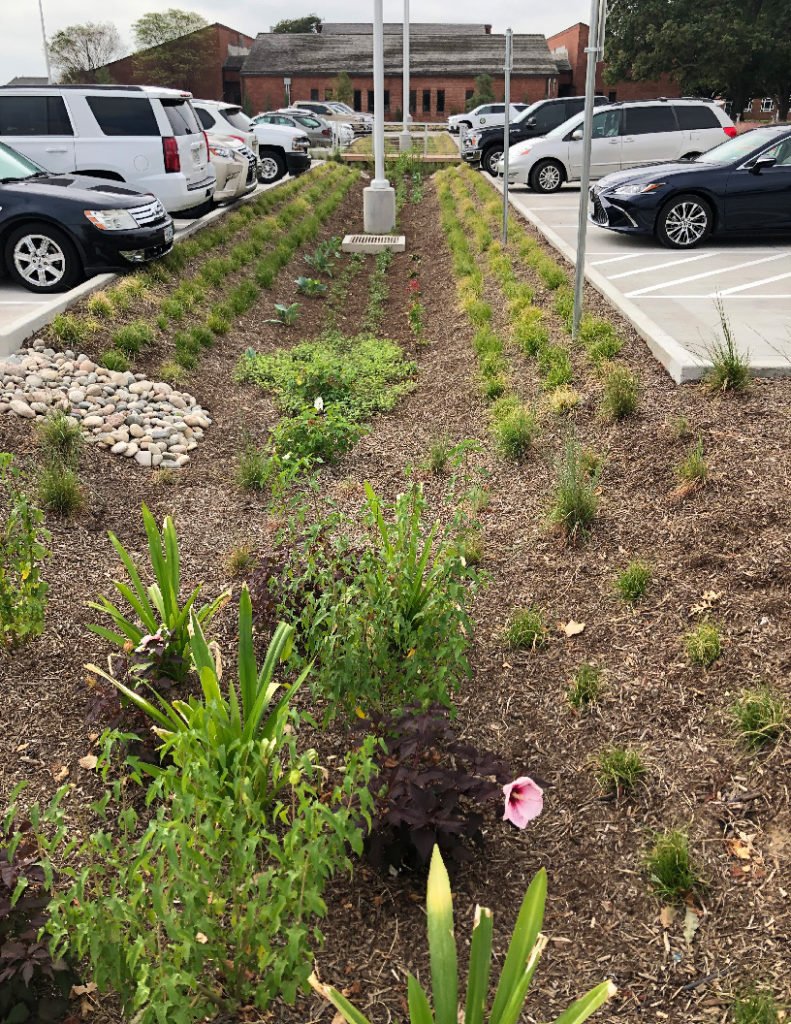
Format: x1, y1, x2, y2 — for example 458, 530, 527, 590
164, 224, 174, 243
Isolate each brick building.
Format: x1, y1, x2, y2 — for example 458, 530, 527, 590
547, 22, 681, 103
240, 23, 570, 121
99, 23, 254, 103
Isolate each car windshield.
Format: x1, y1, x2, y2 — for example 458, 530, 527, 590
221, 107, 252, 131
0, 141, 44, 181
512, 101, 544, 125
696, 127, 788, 164
296, 115, 321, 127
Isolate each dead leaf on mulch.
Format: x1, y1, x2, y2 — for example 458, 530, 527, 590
78, 754, 98, 771
691, 590, 723, 616
561, 619, 586, 637
668, 478, 705, 502
660, 906, 677, 929
52, 765, 69, 782
683, 907, 701, 945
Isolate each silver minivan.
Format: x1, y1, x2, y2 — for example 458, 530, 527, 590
0, 85, 215, 213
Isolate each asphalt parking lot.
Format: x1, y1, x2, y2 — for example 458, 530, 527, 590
0, 179, 282, 357
497, 181, 791, 382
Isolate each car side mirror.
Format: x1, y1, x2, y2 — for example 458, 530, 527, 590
749, 154, 777, 174
526, 117, 537, 127
571, 128, 584, 141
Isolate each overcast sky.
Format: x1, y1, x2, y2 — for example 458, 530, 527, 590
5, 0, 590, 81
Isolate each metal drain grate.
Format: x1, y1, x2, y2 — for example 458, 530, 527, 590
342, 234, 406, 253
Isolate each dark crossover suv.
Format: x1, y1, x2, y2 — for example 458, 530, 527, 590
462, 96, 608, 175
0, 142, 173, 292
590, 125, 791, 248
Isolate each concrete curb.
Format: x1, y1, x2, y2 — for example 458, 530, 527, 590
487, 177, 712, 384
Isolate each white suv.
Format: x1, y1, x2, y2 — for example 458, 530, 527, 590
192, 99, 259, 156
501, 99, 737, 193
0, 84, 215, 213
448, 103, 528, 135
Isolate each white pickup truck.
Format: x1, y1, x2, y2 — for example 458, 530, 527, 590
448, 102, 528, 135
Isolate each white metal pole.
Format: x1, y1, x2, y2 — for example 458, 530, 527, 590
403, 0, 410, 132
37, 0, 52, 83
502, 29, 512, 244
372, 0, 388, 187
572, 1, 603, 339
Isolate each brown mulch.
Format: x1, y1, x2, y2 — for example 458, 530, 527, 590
2, 172, 790, 1024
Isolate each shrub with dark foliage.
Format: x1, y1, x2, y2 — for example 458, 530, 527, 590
365, 706, 513, 872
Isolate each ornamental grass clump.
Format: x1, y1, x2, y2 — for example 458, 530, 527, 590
706, 302, 750, 394
37, 465, 83, 516
312, 845, 615, 1024
684, 621, 722, 667
600, 363, 639, 420
0, 454, 50, 647
491, 402, 539, 461
549, 438, 599, 540
596, 746, 646, 793
676, 436, 708, 484
615, 560, 651, 603
568, 663, 602, 709
731, 687, 787, 750
731, 989, 781, 1024
504, 606, 548, 650
37, 411, 82, 468
645, 829, 702, 903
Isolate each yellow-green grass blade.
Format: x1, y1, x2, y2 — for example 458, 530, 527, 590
552, 980, 617, 1024
490, 867, 547, 1024
464, 905, 493, 1024
408, 974, 435, 1024
426, 846, 457, 1024
308, 975, 373, 1024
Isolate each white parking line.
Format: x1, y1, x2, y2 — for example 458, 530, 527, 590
717, 271, 791, 296
590, 253, 646, 266
635, 294, 791, 300
608, 252, 715, 280
625, 254, 789, 297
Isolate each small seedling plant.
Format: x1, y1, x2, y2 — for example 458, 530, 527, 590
295, 275, 328, 297
264, 302, 300, 326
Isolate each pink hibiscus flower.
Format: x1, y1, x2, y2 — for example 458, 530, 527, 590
503, 776, 544, 829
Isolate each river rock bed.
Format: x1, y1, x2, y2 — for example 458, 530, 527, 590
0, 340, 211, 469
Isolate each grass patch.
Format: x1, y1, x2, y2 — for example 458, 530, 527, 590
98, 350, 130, 372
596, 746, 646, 793
228, 543, 255, 576
707, 301, 750, 393
731, 687, 787, 750
600, 363, 639, 420
50, 313, 87, 347
547, 386, 581, 415
237, 446, 273, 491
676, 436, 708, 484
491, 401, 538, 460
684, 621, 722, 667
549, 439, 599, 540
568, 664, 602, 709
426, 435, 453, 476
504, 606, 548, 650
616, 560, 651, 603
37, 465, 83, 515
731, 990, 781, 1024
37, 411, 82, 467
645, 830, 702, 903
87, 292, 113, 318
113, 320, 154, 355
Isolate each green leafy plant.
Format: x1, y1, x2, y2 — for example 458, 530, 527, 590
684, 621, 722, 667
549, 439, 599, 540
50, 312, 87, 346
270, 403, 365, 466
596, 746, 646, 793
731, 988, 781, 1024
312, 844, 615, 1024
504, 607, 547, 650
295, 275, 328, 297
99, 349, 130, 372
0, 454, 51, 647
707, 302, 750, 393
37, 464, 83, 516
266, 301, 300, 326
37, 411, 82, 467
676, 436, 708, 484
88, 504, 229, 682
731, 687, 787, 750
645, 829, 702, 903
568, 664, 602, 709
615, 560, 651, 603
491, 401, 538, 460
112, 320, 154, 355
599, 363, 639, 420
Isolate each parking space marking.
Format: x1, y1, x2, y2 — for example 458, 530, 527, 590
590, 253, 646, 266
635, 294, 791, 300
718, 271, 791, 296
608, 253, 715, 280
625, 254, 789, 297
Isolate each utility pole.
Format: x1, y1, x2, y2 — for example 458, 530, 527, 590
399, 0, 412, 152
501, 28, 513, 244
363, 0, 396, 232
37, 0, 52, 84
572, 0, 606, 339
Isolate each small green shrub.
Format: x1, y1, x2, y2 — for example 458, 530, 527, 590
579, 317, 622, 362
677, 436, 708, 484
161, 297, 185, 323
157, 360, 185, 384
615, 560, 651, 603
731, 989, 781, 1024
237, 445, 273, 491
427, 435, 453, 476
113, 320, 153, 355
481, 374, 507, 400
539, 259, 567, 290
295, 276, 328, 297
99, 349, 130, 372
549, 439, 599, 540
37, 465, 83, 515
0, 454, 50, 646
50, 313, 86, 346
228, 543, 255, 575
596, 746, 646, 793
207, 308, 231, 335
539, 345, 573, 389
513, 314, 549, 357
547, 385, 580, 414
600, 363, 639, 420
229, 280, 260, 314
553, 285, 574, 325
504, 606, 548, 650
684, 621, 722, 667
707, 303, 750, 393
645, 830, 702, 903
568, 663, 602, 709
37, 411, 82, 467
731, 687, 787, 750
87, 292, 113, 318
491, 403, 538, 460
270, 404, 364, 465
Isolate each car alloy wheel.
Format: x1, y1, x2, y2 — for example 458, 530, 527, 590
13, 233, 67, 289
663, 200, 709, 247
485, 149, 503, 175
259, 155, 282, 182
537, 163, 562, 191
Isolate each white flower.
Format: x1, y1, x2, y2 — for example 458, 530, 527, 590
313, 396, 325, 412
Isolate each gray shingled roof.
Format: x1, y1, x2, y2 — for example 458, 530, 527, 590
243, 33, 562, 76
321, 23, 490, 35
4, 76, 48, 86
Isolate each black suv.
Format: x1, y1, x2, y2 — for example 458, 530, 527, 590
463, 96, 609, 175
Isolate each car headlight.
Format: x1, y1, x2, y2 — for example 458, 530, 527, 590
84, 209, 138, 231
292, 137, 309, 151
612, 182, 665, 196
209, 145, 234, 159
468, 134, 479, 146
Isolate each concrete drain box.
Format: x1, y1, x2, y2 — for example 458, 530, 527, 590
341, 234, 406, 254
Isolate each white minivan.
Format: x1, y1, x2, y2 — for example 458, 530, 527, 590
0, 85, 215, 213
500, 99, 737, 193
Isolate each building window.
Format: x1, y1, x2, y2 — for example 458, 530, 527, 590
383, 89, 390, 110
465, 88, 474, 102
743, 98, 753, 111
409, 89, 416, 114
422, 89, 431, 113
436, 89, 445, 113
367, 89, 375, 113
310, 88, 319, 101
324, 87, 333, 100
353, 89, 361, 111
608, 91, 617, 102
761, 97, 774, 112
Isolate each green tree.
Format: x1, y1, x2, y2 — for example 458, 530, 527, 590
133, 8, 209, 48
465, 73, 495, 112
272, 14, 322, 33
333, 71, 354, 105
49, 21, 123, 83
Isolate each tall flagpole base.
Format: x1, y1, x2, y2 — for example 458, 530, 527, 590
363, 185, 396, 233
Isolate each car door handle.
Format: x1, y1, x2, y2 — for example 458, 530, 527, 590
609, 138, 621, 145
45, 147, 68, 153
621, 136, 634, 143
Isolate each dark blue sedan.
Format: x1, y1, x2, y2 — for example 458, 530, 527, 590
590, 125, 791, 248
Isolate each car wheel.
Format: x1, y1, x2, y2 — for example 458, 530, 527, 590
258, 151, 287, 184
656, 194, 713, 249
484, 148, 504, 176
4, 222, 82, 294
529, 159, 565, 194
